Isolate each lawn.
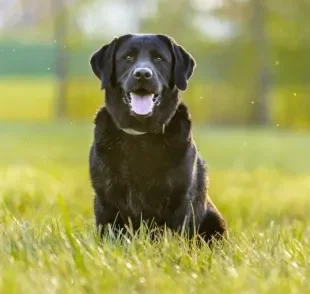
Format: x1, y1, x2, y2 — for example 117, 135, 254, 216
0, 123, 309, 294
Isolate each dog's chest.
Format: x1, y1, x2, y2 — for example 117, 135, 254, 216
120, 138, 175, 181
112, 138, 179, 217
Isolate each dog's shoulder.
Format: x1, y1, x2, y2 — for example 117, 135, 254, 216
92, 106, 121, 153
93, 106, 119, 134
93, 106, 110, 126
172, 103, 192, 126
166, 102, 192, 140
176, 102, 191, 119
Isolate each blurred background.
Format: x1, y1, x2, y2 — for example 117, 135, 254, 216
1, 4, 310, 291
1, 0, 309, 129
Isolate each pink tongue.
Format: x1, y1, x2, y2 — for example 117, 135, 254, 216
130, 93, 154, 115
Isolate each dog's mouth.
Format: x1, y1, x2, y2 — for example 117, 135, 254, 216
123, 89, 161, 117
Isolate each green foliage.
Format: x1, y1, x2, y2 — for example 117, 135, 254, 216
271, 87, 310, 130
66, 78, 102, 120
2, 77, 310, 130
0, 43, 55, 77
1, 0, 310, 128
0, 78, 55, 121
0, 123, 309, 293
182, 81, 253, 124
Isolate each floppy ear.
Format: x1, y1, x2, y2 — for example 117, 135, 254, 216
90, 38, 118, 89
171, 42, 196, 91
157, 34, 195, 91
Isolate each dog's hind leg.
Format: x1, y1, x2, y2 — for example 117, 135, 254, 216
198, 199, 226, 244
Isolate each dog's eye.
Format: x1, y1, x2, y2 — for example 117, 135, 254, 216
153, 56, 163, 63
125, 54, 134, 62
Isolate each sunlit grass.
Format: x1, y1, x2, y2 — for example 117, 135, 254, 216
0, 123, 309, 293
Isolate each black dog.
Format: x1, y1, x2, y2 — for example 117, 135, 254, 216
89, 34, 226, 243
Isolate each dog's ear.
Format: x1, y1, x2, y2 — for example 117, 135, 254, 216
171, 43, 196, 91
158, 35, 196, 91
90, 38, 118, 89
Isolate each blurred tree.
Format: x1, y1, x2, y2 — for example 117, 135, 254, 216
53, 0, 69, 119
251, 0, 272, 125
2, 0, 310, 128
141, 0, 201, 44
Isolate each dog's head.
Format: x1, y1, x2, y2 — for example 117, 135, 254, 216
90, 34, 195, 133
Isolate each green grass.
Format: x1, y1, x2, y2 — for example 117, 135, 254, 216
0, 123, 309, 293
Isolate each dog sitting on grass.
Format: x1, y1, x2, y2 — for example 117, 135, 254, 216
89, 34, 226, 243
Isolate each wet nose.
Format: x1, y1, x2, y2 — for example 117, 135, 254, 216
133, 67, 153, 80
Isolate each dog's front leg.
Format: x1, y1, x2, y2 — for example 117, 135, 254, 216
94, 194, 125, 236
164, 188, 193, 236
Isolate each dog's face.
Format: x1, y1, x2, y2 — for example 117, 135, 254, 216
114, 35, 172, 117
90, 34, 195, 133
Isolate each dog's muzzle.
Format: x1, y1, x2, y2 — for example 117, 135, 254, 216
123, 90, 161, 117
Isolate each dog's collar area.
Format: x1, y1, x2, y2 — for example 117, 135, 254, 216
121, 128, 148, 135
120, 124, 165, 136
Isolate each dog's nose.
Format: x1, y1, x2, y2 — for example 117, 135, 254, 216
133, 68, 153, 80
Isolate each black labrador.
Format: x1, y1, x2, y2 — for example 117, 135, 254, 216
89, 34, 226, 243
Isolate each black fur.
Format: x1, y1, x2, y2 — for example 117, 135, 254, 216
89, 34, 226, 243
